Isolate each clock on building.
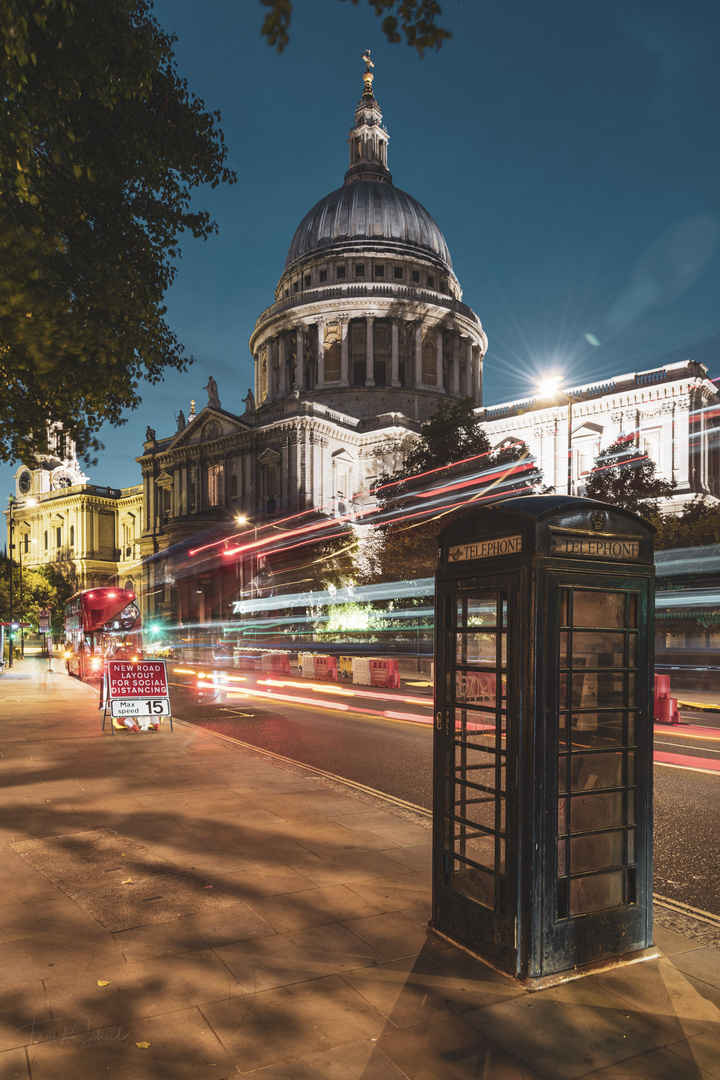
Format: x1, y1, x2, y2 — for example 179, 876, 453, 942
18, 470, 32, 495
52, 470, 74, 490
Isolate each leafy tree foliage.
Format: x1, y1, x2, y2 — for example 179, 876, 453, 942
261, 0, 451, 55
0, 557, 73, 634
652, 497, 720, 549
378, 397, 539, 507
0, 0, 236, 465
375, 397, 541, 577
583, 434, 675, 520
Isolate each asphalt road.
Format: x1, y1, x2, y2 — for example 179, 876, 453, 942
168, 669, 720, 918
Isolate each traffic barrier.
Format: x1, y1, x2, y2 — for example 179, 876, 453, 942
234, 653, 260, 671
338, 656, 354, 679
299, 653, 315, 679
369, 657, 400, 689
352, 657, 372, 685
261, 651, 291, 675
654, 673, 679, 724
314, 654, 338, 681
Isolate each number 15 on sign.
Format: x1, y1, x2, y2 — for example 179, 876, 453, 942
110, 698, 171, 719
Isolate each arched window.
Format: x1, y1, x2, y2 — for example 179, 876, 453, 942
230, 473, 238, 499
70, 525, 75, 547
422, 329, 437, 385
44, 529, 48, 550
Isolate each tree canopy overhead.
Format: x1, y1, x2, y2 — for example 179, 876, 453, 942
0, 0, 236, 465
583, 434, 675, 520
260, 0, 451, 55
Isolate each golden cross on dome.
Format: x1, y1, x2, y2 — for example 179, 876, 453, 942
362, 50, 374, 71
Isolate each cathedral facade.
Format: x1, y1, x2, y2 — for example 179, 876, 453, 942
135, 60, 488, 561
7, 61, 719, 622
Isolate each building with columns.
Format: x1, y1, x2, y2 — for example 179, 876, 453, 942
137, 58, 488, 562
8, 60, 718, 630
482, 359, 720, 510
6, 428, 143, 595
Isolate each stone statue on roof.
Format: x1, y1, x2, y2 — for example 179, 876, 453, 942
204, 375, 220, 408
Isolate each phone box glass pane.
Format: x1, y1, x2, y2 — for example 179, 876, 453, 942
573, 591, 626, 628
453, 862, 495, 909
569, 870, 624, 915
570, 830, 625, 873
570, 791, 624, 831
569, 751, 624, 791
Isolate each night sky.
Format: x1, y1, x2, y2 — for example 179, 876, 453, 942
6, 0, 720, 495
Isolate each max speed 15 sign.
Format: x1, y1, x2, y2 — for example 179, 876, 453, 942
106, 660, 170, 719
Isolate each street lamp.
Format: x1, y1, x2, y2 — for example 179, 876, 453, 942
17, 498, 37, 658
536, 372, 574, 496
235, 514, 259, 601
6, 495, 15, 668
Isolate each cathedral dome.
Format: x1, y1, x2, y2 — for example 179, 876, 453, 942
285, 180, 452, 271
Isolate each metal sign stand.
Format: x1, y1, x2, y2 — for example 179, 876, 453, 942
100, 659, 173, 734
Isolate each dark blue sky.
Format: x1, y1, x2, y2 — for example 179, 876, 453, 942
9, 0, 720, 494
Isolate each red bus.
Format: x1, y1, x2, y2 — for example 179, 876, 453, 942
63, 588, 142, 679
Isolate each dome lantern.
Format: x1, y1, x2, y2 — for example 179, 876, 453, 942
345, 50, 392, 186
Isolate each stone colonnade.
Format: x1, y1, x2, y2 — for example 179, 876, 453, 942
256, 315, 483, 406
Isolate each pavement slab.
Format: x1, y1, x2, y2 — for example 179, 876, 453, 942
247, 882, 385, 934
241, 1039, 408, 1079
581, 1044, 718, 1079
0, 1046, 29, 1079
112, 901, 276, 963
214, 921, 388, 993
462, 989, 712, 1080
42, 947, 245, 1030
23, 1004, 239, 1080
9, 828, 241, 931
199, 973, 391, 1074
341, 944, 524, 1029
377, 1012, 546, 1080
664, 1029, 720, 1080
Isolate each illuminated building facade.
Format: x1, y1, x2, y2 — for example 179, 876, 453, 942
137, 58, 487, 564
482, 358, 720, 509
133, 59, 720, 636
6, 428, 143, 594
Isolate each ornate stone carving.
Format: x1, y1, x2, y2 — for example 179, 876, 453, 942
201, 419, 222, 442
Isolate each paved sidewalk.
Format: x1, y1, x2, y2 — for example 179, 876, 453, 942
0, 659, 718, 1079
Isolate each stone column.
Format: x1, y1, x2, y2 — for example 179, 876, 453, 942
340, 318, 350, 386
415, 322, 423, 387
316, 319, 325, 388
266, 338, 276, 401
436, 328, 444, 391
278, 334, 287, 396
365, 315, 375, 386
452, 332, 460, 396
391, 319, 400, 387
475, 347, 484, 405
296, 327, 305, 390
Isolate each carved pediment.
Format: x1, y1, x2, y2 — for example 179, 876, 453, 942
155, 471, 173, 490
164, 408, 249, 451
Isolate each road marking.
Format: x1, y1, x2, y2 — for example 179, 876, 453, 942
653, 893, 720, 929
655, 739, 720, 755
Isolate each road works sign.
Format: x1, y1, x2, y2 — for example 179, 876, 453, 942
105, 660, 171, 720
